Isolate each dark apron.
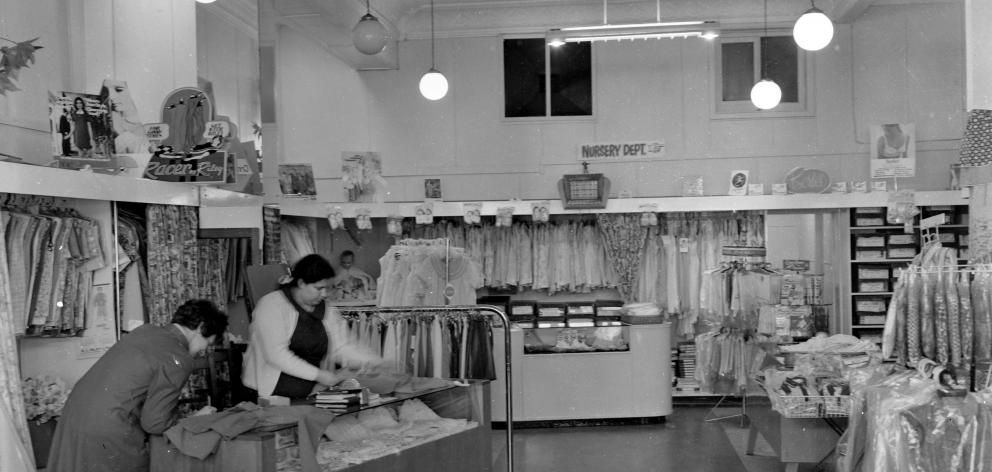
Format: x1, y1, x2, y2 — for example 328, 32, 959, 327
271, 287, 329, 399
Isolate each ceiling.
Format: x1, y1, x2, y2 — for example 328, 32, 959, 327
258, 0, 906, 69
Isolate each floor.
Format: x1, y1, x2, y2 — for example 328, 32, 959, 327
491, 404, 836, 472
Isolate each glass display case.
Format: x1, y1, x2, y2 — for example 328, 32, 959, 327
521, 321, 630, 354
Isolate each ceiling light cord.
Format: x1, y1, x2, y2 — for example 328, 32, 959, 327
430, 0, 436, 68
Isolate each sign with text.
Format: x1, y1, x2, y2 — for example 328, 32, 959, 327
578, 140, 665, 161
143, 150, 227, 183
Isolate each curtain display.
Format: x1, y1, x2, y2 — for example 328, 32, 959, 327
197, 239, 229, 311
0, 208, 34, 467
596, 214, 647, 302
338, 309, 495, 381
1, 194, 106, 336
377, 239, 483, 307
281, 217, 315, 267
263, 206, 282, 265
146, 204, 199, 326
411, 220, 617, 294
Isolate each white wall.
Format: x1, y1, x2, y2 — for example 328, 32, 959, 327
197, 6, 261, 144
967, 0, 992, 109
268, 1, 966, 203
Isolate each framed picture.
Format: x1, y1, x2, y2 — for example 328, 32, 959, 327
278, 164, 317, 198
728, 170, 749, 196
425, 178, 442, 200
49, 91, 114, 161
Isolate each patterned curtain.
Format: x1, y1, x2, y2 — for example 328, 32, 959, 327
146, 205, 199, 325
0, 211, 35, 466
597, 214, 647, 302
197, 239, 228, 310
970, 184, 992, 263
262, 206, 281, 265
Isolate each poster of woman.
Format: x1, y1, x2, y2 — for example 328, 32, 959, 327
870, 123, 916, 178
49, 91, 114, 161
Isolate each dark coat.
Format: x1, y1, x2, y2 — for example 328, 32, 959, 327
46, 324, 193, 472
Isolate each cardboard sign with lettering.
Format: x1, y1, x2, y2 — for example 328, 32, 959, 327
143, 149, 227, 183
578, 140, 665, 161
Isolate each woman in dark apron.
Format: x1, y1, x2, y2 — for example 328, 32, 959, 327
242, 254, 381, 400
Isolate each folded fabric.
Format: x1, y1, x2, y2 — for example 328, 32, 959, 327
358, 407, 399, 430
163, 404, 335, 472
399, 398, 440, 422
323, 415, 374, 442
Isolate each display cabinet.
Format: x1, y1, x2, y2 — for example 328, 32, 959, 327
522, 322, 629, 354
151, 380, 492, 472
492, 321, 671, 424
844, 204, 969, 345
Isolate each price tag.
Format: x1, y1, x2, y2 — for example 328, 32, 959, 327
678, 237, 690, 253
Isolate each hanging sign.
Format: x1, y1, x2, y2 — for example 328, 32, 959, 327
143, 149, 227, 183
577, 140, 665, 161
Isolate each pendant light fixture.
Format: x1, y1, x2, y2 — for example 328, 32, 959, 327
750, 0, 781, 110
352, 0, 389, 55
793, 0, 834, 51
419, 0, 448, 100
195, 0, 217, 3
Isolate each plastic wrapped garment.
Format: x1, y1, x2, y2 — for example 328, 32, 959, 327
840, 370, 992, 472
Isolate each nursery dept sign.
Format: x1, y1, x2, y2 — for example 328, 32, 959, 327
578, 140, 666, 161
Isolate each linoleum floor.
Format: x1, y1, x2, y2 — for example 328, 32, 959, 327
492, 405, 825, 472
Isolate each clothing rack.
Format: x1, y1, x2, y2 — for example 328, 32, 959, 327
337, 304, 515, 472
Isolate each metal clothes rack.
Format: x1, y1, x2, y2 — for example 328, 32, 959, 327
702, 245, 768, 427
337, 304, 515, 472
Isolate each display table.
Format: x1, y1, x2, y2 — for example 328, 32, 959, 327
745, 402, 846, 472
492, 321, 671, 423
150, 381, 491, 472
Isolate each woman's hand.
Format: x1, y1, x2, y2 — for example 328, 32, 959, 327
315, 369, 338, 387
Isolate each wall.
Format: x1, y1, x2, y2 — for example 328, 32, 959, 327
0, 0, 198, 167
268, 1, 966, 204
197, 5, 261, 145
967, 0, 992, 109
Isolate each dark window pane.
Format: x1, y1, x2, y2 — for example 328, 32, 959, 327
549, 42, 592, 116
722, 42, 754, 101
504, 38, 546, 117
762, 36, 799, 103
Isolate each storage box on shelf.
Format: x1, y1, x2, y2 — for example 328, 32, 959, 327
845, 205, 969, 344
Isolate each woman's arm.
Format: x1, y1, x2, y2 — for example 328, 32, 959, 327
323, 307, 382, 370
140, 359, 193, 434
253, 294, 321, 381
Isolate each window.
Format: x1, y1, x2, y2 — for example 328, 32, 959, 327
503, 38, 592, 118
714, 33, 811, 116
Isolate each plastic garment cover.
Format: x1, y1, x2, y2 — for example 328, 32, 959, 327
838, 368, 992, 472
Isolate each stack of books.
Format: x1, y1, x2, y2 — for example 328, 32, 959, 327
314, 388, 364, 412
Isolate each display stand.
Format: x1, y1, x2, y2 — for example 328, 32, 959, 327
335, 305, 514, 472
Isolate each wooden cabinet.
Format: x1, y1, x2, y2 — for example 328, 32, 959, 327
150, 381, 492, 472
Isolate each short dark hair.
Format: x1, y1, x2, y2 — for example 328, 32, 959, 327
340, 250, 355, 259
172, 299, 228, 338
282, 254, 335, 289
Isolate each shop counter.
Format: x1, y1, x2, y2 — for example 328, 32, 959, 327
150, 381, 491, 472
492, 321, 672, 424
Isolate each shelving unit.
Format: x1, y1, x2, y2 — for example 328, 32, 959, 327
842, 204, 970, 344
